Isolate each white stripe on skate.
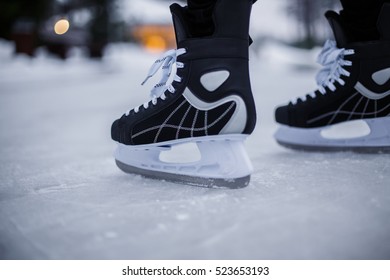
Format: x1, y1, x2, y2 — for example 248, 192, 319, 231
183, 88, 247, 134
355, 82, 390, 100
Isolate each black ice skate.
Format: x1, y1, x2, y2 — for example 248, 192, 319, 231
274, 4, 390, 152
111, 0, 257, 188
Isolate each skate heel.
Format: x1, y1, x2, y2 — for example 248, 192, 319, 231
114, 135, 253, 188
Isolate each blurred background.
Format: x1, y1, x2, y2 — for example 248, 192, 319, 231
0, 0, 341, 59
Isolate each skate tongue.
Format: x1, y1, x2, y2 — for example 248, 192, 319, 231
170, 3, 190, 45
325, 11, 351, 48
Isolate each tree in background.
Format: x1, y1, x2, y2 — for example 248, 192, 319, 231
84, 0, 111, 57
0, 0, 51, 40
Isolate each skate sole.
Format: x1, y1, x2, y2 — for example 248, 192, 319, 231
114, 134, 253, 189
116, 160, 250, 189
275, 117, 390, 153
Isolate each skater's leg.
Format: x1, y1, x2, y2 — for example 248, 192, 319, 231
340, 0, 390, 41
185, 0, 258, 37
187, 0, 216, 10
186, 0, 217, 37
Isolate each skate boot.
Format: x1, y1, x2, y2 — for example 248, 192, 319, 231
274, 4, 390, 152
111, 0, 257, 188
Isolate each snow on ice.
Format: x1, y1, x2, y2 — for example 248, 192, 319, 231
0, 4, 390, 259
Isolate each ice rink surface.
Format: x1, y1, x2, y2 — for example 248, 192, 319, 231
0, 38, 389, 260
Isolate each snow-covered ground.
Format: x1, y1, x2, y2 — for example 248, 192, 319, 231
1, 23, 390, 260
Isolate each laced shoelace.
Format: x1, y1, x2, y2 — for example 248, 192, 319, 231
292, 40, 355, 105
125, 48, 186, 115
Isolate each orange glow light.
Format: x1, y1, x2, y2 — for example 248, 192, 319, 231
145, 35, 167, 52
131, 25, 176, 51
54, 19, 70, 35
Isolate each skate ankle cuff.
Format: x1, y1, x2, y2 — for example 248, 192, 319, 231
179, 38, 249, 60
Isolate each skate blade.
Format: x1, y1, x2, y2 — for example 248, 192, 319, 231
276, 141, 390, 153
114, 134, 253, 188
275, 117, 390, 153
116, 160, 250, 189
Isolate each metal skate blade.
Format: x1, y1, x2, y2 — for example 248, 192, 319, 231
115, 160, 250, 189
276, 140, 390, 154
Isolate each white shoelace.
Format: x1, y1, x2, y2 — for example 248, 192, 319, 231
126, 48, 186, 115
292, 40, 355, 105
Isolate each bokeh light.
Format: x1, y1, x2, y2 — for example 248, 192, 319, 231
54, 19, 70, 35
145, 35, 166, 52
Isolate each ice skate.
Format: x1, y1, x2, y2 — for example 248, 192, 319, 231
274, 4, 390, 152
111, 0, 257, 188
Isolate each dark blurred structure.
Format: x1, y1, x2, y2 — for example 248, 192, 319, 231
0, 0, 49, 56
0, 0, 117, 59
287, 0, 340, 48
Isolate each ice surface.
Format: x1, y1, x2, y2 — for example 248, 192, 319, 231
0, 37, 389, 260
